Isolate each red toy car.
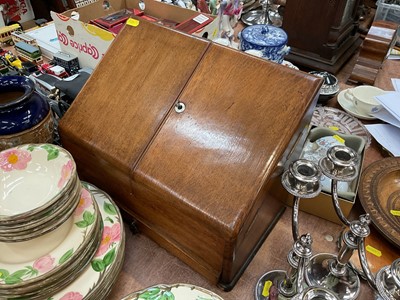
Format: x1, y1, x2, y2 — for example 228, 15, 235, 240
39, 63, 69, 78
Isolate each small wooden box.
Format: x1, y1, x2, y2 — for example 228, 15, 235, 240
59, 19, 322, 290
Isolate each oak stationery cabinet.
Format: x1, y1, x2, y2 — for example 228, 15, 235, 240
59, 19, 322, 290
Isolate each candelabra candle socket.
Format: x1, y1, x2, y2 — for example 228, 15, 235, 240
319, 145, 359, 182
281, 159, 321, 240
282, 159, 322, 198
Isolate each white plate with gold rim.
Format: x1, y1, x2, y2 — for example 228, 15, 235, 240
50, 182, 125, 300
337, 89, 377, 121
0, 186, 99, 287
0, 144, 76, 221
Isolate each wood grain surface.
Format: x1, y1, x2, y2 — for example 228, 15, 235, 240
60, 19, 400, 300
349, 20, 399, 85
60, 18, 323, 289
106, 41, 400, 300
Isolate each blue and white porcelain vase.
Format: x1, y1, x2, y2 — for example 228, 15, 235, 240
0, 76, 50, 135
240, 24, 290, 63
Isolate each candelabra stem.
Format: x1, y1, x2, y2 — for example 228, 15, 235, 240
261, 0, 272, 24
280, 265, 296, 297
330, 229, 357, 277
279, 250, 299, 297
331, 179, 351, 226
292, 196, 300, 241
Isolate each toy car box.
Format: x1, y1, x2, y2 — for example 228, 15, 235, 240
51, 0, 220, 69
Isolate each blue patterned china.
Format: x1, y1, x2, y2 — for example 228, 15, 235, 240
240, 24, 290, 63
0, 76, 50, 135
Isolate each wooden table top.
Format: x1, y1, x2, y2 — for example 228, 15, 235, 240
107, 38, 400, 300
5, 22, 398, 300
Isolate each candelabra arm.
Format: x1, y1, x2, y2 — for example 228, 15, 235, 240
331, 179, 351, 226
358, 238, 377, 290
292, 196, 300, 241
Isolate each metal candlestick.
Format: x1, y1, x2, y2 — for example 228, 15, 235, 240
305, 145, 361, 300
254, 159, 321, 300
305, 216, 370, 300
241, 0, 273, 26
319, 145, 359, 226
356, 216, 400, 299
255, 233, 313, 300
281, 159, 322, 241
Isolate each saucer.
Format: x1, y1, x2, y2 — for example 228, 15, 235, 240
337, 89, 376, 121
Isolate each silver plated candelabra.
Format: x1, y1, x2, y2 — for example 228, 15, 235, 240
304, 145, 362, 300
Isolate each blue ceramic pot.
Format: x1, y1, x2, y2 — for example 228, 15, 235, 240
240, 24, 290, 64
0, 76, 50, 135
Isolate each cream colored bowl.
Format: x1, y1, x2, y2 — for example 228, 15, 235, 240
0, 144, 76, 222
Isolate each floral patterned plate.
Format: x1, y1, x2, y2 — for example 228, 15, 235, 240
49, 182, 125, 300
121, 283, 224, 300
0, 144, 76, 220
0, 186, 99, 288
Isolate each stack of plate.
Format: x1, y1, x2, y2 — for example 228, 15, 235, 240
0, 143, 80, 242
0, 144, 125, 299
50, 183, 126, 300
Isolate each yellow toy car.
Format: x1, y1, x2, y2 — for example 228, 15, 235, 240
5, 52, 23, 70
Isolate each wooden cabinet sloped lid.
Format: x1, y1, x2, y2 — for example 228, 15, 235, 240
59, 19, 210, 172
135, 43, 323, 237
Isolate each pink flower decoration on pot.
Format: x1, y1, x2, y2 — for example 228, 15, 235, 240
74, 188, 93, 216
33, 255, 55, 273
60, 291, 83, 300
0, 149, 31, 172
58, 159, 74, 188
95, 223, 121, 257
